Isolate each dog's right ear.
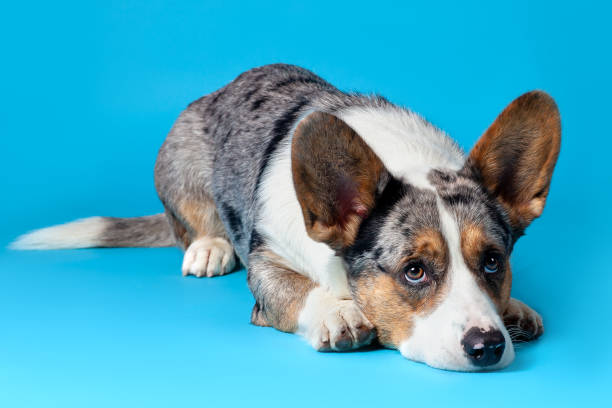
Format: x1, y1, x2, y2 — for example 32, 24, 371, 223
291, 112, 386, 251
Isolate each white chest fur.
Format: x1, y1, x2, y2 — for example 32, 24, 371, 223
255, 106, 465, 298
256, 138, 351, 298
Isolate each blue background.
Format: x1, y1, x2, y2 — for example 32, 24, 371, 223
1, 1, 610, 406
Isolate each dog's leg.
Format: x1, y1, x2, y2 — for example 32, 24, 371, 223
167, 195, 236, 278
154, 108, 237, 278
248, 248, 376, 351
503, 298, 544, 342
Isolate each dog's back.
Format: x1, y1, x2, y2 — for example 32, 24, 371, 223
157, 64, 340, 263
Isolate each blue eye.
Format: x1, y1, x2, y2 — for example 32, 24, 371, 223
483, 253, 501, 273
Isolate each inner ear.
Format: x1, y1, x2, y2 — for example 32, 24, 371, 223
466, 90, 561, 235
291, 112, 386, 251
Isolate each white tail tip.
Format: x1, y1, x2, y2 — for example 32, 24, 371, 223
9, 217, 107, 250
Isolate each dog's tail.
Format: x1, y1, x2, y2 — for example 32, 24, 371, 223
9, 214, 175, 250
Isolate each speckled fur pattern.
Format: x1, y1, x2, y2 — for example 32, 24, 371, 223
155, 64, 398, 263
11, 64, 560, 371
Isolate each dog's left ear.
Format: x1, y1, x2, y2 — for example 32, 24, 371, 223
466, 90, 561, 237
292, 112, 386, 251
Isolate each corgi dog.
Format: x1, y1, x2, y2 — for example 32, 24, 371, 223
11, 64, 560, 371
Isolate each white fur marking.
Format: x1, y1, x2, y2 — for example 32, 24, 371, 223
257, 139, 351, 298
297, 287, 374, 350
256, 106, 465, 296
9, 217, 108, 250
399, 198, 514, 371
339, 106, 465, 189
181, 236, 235, 278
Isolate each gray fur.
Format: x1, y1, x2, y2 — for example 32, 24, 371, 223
345, 169, 513, 279
154, 64, 395, 263
429, 168, 513, 251
12, 64, 394, 254
98, 214, 175, 247
10, 214, 174, 250
13, 64, 511, 266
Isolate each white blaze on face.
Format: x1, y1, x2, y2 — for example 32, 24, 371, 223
399, 197, 514, 371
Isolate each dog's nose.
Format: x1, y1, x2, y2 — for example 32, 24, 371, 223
461, 327, 505, 367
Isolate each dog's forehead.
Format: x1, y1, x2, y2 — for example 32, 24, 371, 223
353, 181, 439, 263
362, 169, 512, 260
427, 169, 513, 252
347, 168, 513, 269
390, 183, 440, 236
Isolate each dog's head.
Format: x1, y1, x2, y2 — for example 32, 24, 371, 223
292, 91, 561, 370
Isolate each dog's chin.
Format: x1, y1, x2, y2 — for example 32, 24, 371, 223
398, 340, 516, 372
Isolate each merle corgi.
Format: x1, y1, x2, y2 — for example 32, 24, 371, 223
11, 64, 561, 371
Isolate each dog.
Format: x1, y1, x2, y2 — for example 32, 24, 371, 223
11, 64, 561, 371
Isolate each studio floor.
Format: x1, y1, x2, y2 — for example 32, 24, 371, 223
1, 1, 611, 406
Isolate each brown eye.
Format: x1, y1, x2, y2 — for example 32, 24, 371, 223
483, 252, 501, 273
404, 263, 427, 283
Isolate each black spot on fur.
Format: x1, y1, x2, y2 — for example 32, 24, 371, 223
484, 200, 513, 249
251, 97, 266, 111
397, 212, 408, 226
243, 88, 258, 101
210, 90, 223, 105
254, 98, 310, 192
249, 229, 264, 251
274, 76, 324, 91
222, 203, 243, 241
218, 129, 233, 145
373, 247, 383, 260
430, 169, 457, 184
442, 192, 474, 206
346, 177, 405, 261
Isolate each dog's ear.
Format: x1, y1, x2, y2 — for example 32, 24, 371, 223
466, 91, 561, 237
292, 112, 386, 251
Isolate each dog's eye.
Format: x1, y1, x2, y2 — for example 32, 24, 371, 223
483, 252, 501, 273
404, 262, 427, 283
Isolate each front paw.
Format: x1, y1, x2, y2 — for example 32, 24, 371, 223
503, 298, 544, 342
181, 237, 236, 277
300, 290, 376, 352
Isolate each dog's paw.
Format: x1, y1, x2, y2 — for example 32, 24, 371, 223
299, 290, 376, 352
503, 298, 544, 342
181, 237, 236, 278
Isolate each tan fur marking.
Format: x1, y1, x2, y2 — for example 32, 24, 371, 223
461, 223, 488, 270
353, 273, 414, 347
249, 249, 316, 332
178, 198, 227, 242
165, 210, 190, 248
250, 303, 271, 327
460, 223, 511, 312
408, 228, 448, 273
353, 229, 449, 347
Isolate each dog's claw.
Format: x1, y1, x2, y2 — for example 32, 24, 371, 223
503, 298, 544, 342
308, 299, 376, 352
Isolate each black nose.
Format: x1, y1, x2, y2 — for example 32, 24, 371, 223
461, 327, 505, 367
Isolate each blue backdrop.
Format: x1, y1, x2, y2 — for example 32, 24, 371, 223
1, 1, 610, 406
